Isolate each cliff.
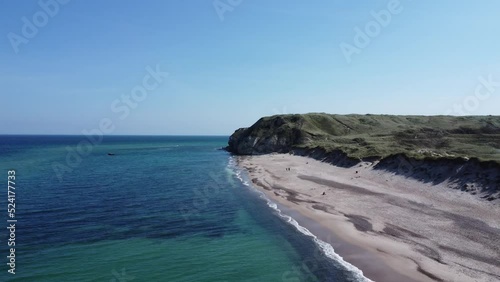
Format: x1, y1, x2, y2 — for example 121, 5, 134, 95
227, 113, 500, 201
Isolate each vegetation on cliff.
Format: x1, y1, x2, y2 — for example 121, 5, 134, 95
227, 113, 500, 163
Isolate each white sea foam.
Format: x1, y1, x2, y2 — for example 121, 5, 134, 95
229, 157, 246, 184
229, 159, 373, 282
263, 197, 372, 282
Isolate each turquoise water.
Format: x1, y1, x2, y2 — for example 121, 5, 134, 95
0, 136, 361, 281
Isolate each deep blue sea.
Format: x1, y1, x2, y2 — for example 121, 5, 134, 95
0, 135, 365, 281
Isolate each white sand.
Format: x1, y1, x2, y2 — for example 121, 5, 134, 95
239, 154, 500, 282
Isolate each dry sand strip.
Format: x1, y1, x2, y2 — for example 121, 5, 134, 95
238, 154, 500, 282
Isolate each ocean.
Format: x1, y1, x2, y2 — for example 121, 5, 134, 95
0, 135, 366, 281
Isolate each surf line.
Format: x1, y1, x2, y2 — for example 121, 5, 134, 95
230, 161, 372, 282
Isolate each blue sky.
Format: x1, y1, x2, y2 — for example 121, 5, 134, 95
1, 0, 499, 135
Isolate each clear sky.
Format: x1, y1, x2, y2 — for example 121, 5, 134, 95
1, 0, 499, 135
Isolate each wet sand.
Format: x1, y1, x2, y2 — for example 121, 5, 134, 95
239, 154, 500, 282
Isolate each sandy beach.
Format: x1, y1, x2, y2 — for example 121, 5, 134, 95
239, 154, 500, 282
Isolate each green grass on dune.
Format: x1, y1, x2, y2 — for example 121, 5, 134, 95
255, 113, 500, 162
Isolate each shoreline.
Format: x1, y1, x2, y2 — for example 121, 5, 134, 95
238, 154, 500, 282
273, 202, 417, 282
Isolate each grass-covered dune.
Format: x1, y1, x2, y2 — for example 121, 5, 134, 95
227, 113, 500, 163
227, 113, 500, 201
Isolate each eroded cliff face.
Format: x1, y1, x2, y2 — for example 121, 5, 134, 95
374, 154, 500, 201
226, 115, 500, 202
227, 129, 292, 154
226, 116, 307, 155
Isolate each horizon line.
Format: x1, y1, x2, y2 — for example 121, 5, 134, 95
0, 134, 230, 137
